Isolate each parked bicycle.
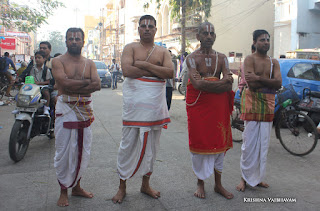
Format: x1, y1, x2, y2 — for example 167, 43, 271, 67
231, 84, 319, 156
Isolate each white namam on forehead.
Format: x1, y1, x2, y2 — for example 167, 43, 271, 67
144, 19, 151, 26
205, 24, 214, 32
70, 32, 81, 39
262, 34, 269, 39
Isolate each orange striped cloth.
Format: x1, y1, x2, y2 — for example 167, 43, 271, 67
240, 88, 276, 122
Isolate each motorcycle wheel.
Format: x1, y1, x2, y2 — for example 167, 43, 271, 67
9, 120, 30, 162
178, 84, 186, 96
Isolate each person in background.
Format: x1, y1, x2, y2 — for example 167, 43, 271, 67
180, 52, 189, 101
1, 52, 17, 97
17, 62, 28, 76
18, 51, 52, 115
279, 55, 286, 59
110, 58, 120, 89
166, 50, 175, 110
54, 53, 62, 57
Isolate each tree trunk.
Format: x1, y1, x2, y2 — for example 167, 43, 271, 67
181, 0, 186, 54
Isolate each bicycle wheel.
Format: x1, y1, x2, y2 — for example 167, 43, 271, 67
276, 109, 318, 156
231, 105, 243, 143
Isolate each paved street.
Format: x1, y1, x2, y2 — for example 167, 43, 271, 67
0, 84, 319, 210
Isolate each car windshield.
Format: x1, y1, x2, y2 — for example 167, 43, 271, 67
314, 64, 320, 80
94, 61, 107, 69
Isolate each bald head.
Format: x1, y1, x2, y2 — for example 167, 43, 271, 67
197, 21, 215, 34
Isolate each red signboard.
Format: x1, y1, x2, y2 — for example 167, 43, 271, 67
0, 37, 16, 50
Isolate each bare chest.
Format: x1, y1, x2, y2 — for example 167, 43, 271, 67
62, 61, 90, 80
193, 55, 222, 77
253, 58, 273, 78
133, 47, 163, 66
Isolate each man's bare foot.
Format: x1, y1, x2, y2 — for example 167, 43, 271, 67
57, 189, 69, 207
194, 180, 205, 199
112, 188, 126, 204
214, 185, 234, 199
71, 187, 94, 198
140, 186, 160, 199
236, 178, 246, 192
257, 182, 269, 188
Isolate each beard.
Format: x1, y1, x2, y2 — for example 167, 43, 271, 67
67, 46, 82, 55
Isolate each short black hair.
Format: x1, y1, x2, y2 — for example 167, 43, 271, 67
66, 28, 85, 40
4, 52, 9, 57
253, 29, 270, 42
54, 53, 62, 57
40, 41, 52, 50
35, 51, 46, 58
139, 15, 156, 26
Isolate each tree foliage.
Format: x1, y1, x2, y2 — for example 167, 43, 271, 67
143, 0, 211, 53
0, 0, 64, 32
168, 0, 211, 20
37, 31, 66, 55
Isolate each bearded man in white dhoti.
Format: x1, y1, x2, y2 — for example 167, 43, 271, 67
112, 15, 174, 204
51, 28, 101, 207
236, 30, 281, 192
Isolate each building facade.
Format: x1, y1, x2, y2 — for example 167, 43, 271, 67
274, 0, 320, 58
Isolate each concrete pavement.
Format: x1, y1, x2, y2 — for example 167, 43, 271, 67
0, 84, 319, 210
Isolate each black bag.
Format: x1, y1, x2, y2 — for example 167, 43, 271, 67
0, 57, 6, 71
297, 89, 320, 112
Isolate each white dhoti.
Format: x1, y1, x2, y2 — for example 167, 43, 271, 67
118, 126, 161, 180
54, 95, 94, 189
191, 153, 224, 180
240, 121, 272, 187
117, 77, 170, 179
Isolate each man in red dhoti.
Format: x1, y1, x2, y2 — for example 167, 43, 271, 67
186, 21, 234, 199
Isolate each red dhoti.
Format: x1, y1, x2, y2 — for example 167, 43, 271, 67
186, 78, 234, 154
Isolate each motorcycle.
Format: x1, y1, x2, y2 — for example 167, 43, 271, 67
175, 77, 186, 96
9, 83, 55, 162
117, 71, 124, 83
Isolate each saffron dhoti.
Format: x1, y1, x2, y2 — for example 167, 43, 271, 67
186, 77, 234, 179
117, 77, 170, 180
54, 95, 94, 189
